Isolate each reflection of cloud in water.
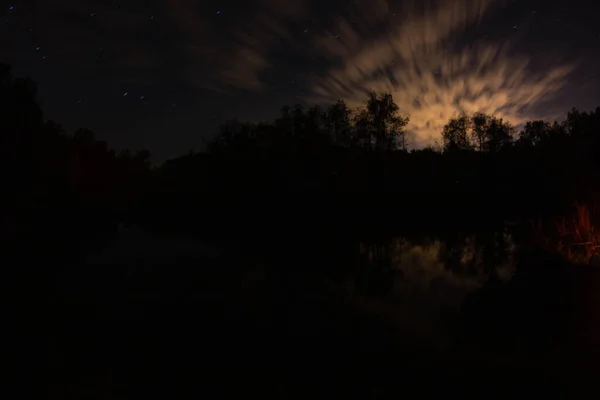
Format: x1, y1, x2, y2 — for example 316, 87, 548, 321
349, 234, 516, 345
394, 239, 479, 291
392, 234, 515, 291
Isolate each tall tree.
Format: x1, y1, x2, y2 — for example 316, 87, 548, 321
516, 120, 551, 149
484, 116, 514, 152
292, 104, 305, 137
353, 107, 373, 151
365, 92, 409, 152
305, 105, 324, 139
325, 100, 353, 147
471, 112, 489, 152
441, 113, 472, 152
275, 106, 293, 136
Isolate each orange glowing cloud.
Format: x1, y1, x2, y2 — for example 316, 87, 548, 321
307, 0, 575, 147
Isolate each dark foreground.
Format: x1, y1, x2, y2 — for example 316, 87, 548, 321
8, 225, 600, 399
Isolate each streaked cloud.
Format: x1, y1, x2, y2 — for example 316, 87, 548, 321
43, 0, 578, 144
307, 0, 576, 146
168, 0, 309, 91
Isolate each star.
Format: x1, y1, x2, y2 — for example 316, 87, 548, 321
216, 10, 221, 15
140, 95, 145, 100
512, 25, 518, 29
35, 46, 41, 51
123, 92, 128, 97
9, 5, 14, 11
90, 13, 96, 17
304, 28, 309, 33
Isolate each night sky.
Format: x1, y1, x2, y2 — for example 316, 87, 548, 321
2, 0, 600, 162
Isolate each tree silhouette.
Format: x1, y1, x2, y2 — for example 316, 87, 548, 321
484, 116, 514, 152
516, 120, 551, 149
442, 112, 514, 153
353, 106, 373, 151
365, 91, 409, 152
1, 62, 152, 259
471, 112, 489, 152
325, 100, 353, 147
441, 112, 472, 152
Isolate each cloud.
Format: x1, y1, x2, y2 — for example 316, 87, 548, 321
307, 0, 576, 147
167, 0, 210, 38
168, 0, 309, 91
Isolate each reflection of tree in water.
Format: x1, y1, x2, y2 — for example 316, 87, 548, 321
356, 236, 398, 297
480, 229, 513, 274
437, 228, 514, 276
439, 231, 467, 275
343, 230, 517, 349
353, 228, 516, 298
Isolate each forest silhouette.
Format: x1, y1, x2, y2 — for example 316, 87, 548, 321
4, 62, 600, 244
4, 63, 600, 398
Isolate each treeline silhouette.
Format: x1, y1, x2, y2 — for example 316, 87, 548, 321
1, 64, 152, 265
4, 62, 600, 249
154, 94, 600, 243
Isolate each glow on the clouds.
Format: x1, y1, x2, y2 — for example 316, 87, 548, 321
307, 0, 575, 146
